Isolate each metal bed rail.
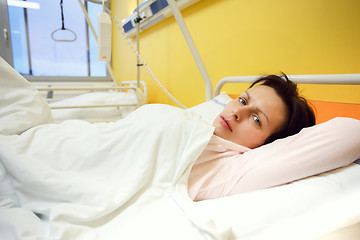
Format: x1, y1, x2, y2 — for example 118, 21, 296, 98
37, 83, 146, 110
214, 73, 360, 97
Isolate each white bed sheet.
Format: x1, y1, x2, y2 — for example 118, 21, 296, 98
1, 104, 360, 240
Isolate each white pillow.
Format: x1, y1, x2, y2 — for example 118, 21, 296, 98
0, 57, 53, 135
189, 93, 232, 124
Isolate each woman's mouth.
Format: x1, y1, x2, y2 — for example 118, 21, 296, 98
220, 116, 232, 132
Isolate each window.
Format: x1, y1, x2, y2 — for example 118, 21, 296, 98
5, 0, 109, 81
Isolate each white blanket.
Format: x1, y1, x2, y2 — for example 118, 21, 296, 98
0, 104, 217, 239
1, 104, 360, 240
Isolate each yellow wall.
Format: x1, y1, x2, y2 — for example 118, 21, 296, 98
111, 0, 360, 107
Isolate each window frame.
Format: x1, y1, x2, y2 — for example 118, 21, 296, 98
0, 0, 13, 66
1, 0, 112, 82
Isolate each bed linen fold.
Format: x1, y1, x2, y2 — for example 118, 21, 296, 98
1, 104, 360, 240
0, 104, 219, 239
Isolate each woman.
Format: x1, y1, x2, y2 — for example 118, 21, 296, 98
188, 74, 316, 201
213, 74, 316, 149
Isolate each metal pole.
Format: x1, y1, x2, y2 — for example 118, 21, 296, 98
136, 0, 140, 87
166, 0, 212, 101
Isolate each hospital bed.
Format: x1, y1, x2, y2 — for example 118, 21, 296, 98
1, 56, 360, 240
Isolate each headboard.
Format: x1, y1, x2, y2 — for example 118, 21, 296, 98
308, 100, 360, 124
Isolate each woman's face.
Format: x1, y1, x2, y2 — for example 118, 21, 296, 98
213, 85, 287, 149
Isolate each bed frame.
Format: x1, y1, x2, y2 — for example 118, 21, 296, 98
214, 73, 360, 97
36, 80, 147, 110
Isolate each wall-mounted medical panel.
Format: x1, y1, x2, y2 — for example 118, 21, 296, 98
122, 0, 199, 37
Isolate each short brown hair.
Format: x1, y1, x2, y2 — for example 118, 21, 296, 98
249, 74, 316, 144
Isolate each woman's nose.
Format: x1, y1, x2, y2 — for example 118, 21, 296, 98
233, 106, 248, 121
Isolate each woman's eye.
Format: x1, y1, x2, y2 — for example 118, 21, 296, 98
239, 97, 246, 105
253, 116, 261, 126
